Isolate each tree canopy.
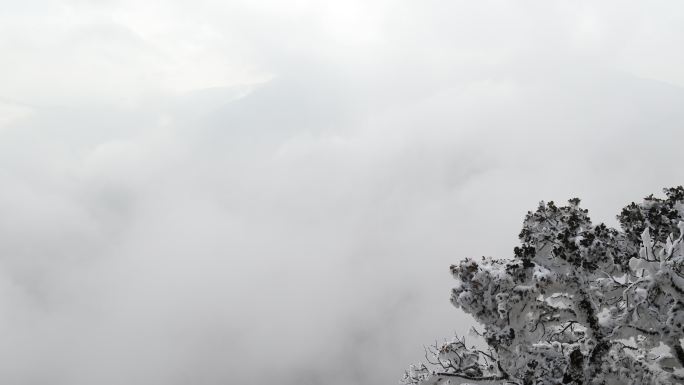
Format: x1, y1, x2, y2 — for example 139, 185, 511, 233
404, 187, 684, 385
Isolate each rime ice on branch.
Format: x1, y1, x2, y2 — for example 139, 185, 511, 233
404, 187, 684, 385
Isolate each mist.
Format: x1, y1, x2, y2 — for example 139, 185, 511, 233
1, 1, 684, 384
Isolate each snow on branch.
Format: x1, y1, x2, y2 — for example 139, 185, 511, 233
404, 187, 684, 385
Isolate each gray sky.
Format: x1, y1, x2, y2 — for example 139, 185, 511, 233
1, 1, 684, 384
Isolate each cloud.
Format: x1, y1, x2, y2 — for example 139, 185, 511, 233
1, 1, 684, 384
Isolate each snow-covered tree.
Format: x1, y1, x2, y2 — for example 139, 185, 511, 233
404, 187, 684, 385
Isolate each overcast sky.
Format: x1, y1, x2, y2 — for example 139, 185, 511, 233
1, 1, 684, 384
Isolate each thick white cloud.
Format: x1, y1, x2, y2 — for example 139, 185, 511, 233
1, 1, 684, 384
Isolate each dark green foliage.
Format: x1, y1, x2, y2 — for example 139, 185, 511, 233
515, 197, 624, 271
618, 186, 684, 246
512, 188, 684, 272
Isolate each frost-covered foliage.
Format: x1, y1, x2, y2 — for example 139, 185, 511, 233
404, 187, 684, 385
